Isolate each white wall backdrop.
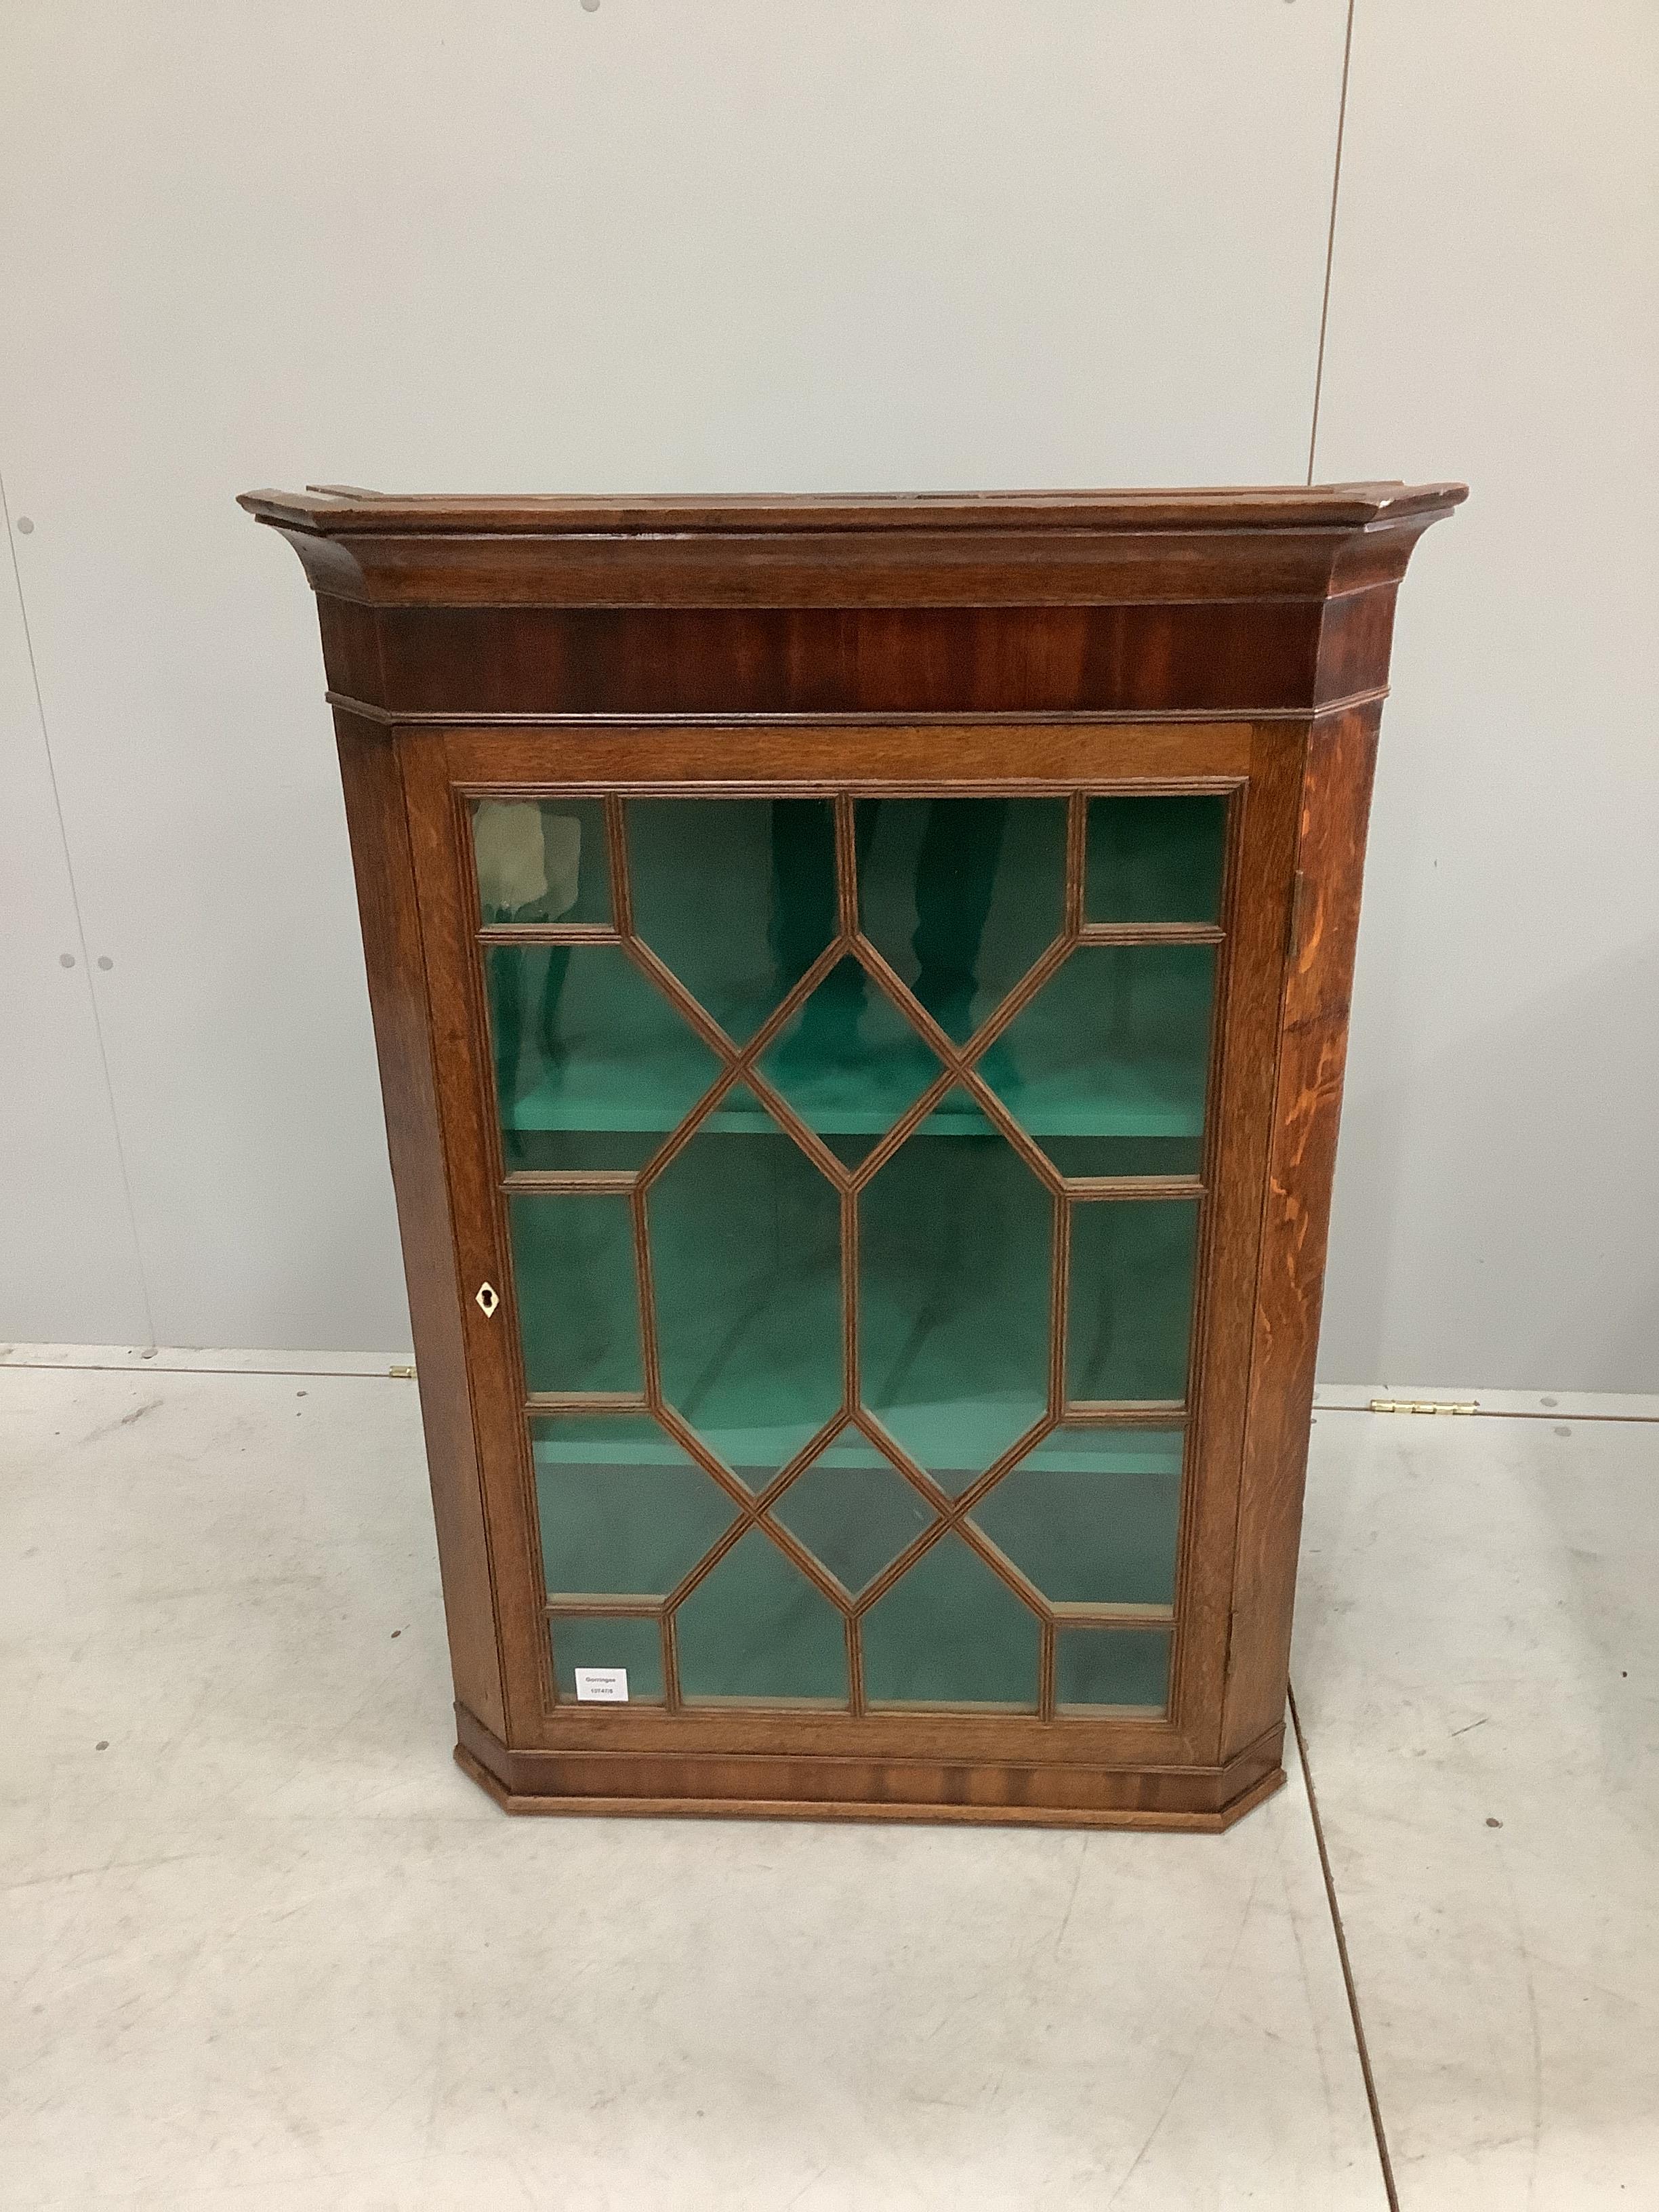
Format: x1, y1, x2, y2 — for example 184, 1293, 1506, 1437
0, 1, 1652, 1387
1311, 0, 1659, 1390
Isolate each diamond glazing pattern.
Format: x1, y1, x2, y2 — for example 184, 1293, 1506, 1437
474, 792, 1227, 1717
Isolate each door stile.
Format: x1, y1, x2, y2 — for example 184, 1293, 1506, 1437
397, 725, 554, 1744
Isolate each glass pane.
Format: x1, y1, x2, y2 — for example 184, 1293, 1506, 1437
862, 1533, 1040, 1708
977, 945, 1214, 1177
857, 798, 1067, 1042
771, 1431, 934, 1597
489, 943, 724, 1172
550, 1613, 663, 1703
860, 1128, 1050, 1489
759, 961, 943, 1166
1056, 1627, 1170, 1713
1084, 795, 1226, 923
474, 799, 611, 924
1067, 1200, 1198, 1403
647, 1088, 843, 1480
1042, 1132, 1202, 1179
501, 1126, 663, 1175
510, 1192, 641, 1395
970, 1427, 1183, 1605
533, 1413, 736, 1597
676, 1528, 848, 1704
626, 798, 836, 1046
487, 794, 1221, 1717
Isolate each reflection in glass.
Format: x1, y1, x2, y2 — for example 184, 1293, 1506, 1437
862, 1532, 1040, 1708
860, 1130, 1050, 1488
760, 966, 943, 1165
550, 1614, 663, 1702
1055, 1627, 1170, 1713
474, 799, 611, 925
676, 1529, 848, 1704
970, 1427, 1183, 1605
771, 1433, 934, 1596
510, 1193, 641, 1396
648, 1091, 843, 1481
978, 946, 1214, 1176
533, 1413, 736, 1596
626, 798, 834, 1044
859, 798, 1065, 1042
488, 944, 723, 1172
1085, 795, 1226, 924
1067, 1200, 1199, 1404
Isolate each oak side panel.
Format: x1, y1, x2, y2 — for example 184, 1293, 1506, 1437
331, 709, 506, 1736
397, 728, 559, 1736
1171, 722, 1306, 1761
1221, 701, 1381, 1758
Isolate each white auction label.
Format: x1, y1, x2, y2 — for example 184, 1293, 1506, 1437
573, 1667, 629, 1703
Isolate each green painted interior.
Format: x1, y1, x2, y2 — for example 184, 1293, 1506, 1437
771, 1432, 935, 1597
970, 1427, 1184, 1605
1056, 1627, 1172, 1712
479, 794, 1223, 1715
863, 1532, 1041, 1708
510, 1190, 640, 1396
548, 1614, 663, 1704
859, 1127, 1052, 1486
491, 936, 1209, 1160
1067, 1199, 1200, 1402
859, 797, 1067, 1040
489, 942, 722, 1170
646, 1093, 843, 1478
760, 962, 944, 1158
533, 1413, 737, 1596
626, 796, 836, 1044
979, 943, 1214, 1174
676, 1528, 848, 1706
1084, 793, 1227, 923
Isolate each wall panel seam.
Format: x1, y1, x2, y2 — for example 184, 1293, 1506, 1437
1306, 0, 1357, 486
0, 464, 157, 1345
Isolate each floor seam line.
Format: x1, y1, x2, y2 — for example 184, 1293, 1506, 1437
1315, 1406, 1658, 1426
0, 1359, 413, 1380
1290, 1681, 1400, 2212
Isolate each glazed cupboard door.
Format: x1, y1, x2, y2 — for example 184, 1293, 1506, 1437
402, 722, 1299, 1768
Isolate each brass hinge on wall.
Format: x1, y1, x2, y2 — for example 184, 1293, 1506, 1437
1368, 1398, 1479, 1416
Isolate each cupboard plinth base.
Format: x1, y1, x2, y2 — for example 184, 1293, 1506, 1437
453, 1707, 1285, 1833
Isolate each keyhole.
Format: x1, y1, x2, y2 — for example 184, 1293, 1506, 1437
476, 1282, 500, 1317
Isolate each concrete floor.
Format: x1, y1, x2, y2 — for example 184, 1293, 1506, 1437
1, 1353, 1654, 2208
